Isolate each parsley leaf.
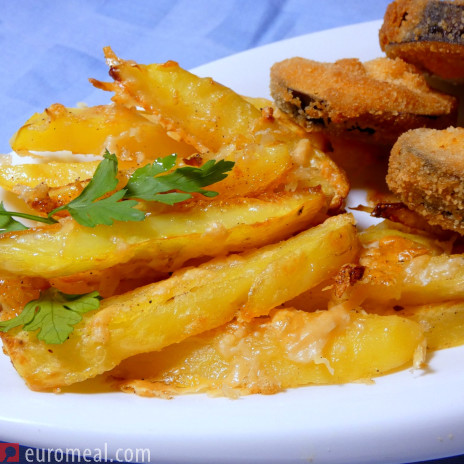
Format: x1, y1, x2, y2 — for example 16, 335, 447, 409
49, 151, 146, 227
124, 156, 234, 203
56, 188, 144, 228
0, 202, 29, 232
0, 289, 101, 344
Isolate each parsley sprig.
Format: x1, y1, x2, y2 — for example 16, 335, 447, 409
0, 151, 234, 231
0, 289, 101, 344
50, 152, 145, 227
125, 153, 233, 203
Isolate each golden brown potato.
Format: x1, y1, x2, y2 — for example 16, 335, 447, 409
6, 136, 348, 215
335, 221, 464, 308
1, 214, 359, 390
10, 104, 195, 161
0, 159, 140, 193
92, 48, 266, 153
111, 307, 425, 397
0, 190, 328, 279
359, 219, 453, 255
371, 301, 464, 351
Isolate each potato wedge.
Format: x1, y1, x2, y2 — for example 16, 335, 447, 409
10, 104, 195, 160
1, 214, 359, 390
111, 307, 425, 397
0, 190, 328, 278
373, 301, 464, 351
203, 142, 292, 198
359, 220, 453, 255
93, 48, 266, 153
2, 144, 289, 203
395, 254, 464, 306
5, 137, 347, 214
337, 223, 464, 307
0, 161, 101, 191
0, 159, 140, 192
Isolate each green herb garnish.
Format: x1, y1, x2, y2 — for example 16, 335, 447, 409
0, 151, 234, 229
0, 289, 101, 344
125, 154, 234, 204
49, 152, 145, 227
0, 202, 30, 233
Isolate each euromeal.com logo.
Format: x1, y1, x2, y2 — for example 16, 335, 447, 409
0, 442, 151, 463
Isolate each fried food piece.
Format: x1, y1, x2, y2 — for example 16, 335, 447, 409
0, 159, 140, 192
92, 48, 267, 153
270, 56, 457, 145
359, 219, 452, 255
0, 276, 47, 320
387, 127, 464, 234
380, 0, 464, 79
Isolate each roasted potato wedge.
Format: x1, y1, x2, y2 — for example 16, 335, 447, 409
390, 254, 464, 306
6, 137, 347, 214
111, 307, 425, 397
1, 214, 359, 390
0, 159, 140, 192
10, 103, 195, 160
335, 221, 464, 308
92, 48, 266, 152
372, 301, 464, 351
0, 160, 101, 191
359, 220, 452, 255
0, 190, 328, 279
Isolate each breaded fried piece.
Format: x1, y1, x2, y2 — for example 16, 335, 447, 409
380, 0, 464, 79
387, 127, 464, 234
270, 57, 456, 145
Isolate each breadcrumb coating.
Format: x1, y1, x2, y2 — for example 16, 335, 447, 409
387, 127, 464, 234
380, 0, 464, 78
270, 56, 456, 145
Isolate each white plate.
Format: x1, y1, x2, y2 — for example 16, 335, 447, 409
1, 20, 464, 464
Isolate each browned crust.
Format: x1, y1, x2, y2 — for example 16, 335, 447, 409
270, 57, 456, 145
387, 127, 464, 234
371, 202, 456, 240
380, 0, 464, 78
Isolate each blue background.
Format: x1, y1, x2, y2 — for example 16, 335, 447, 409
0, 1, 463, 463
1, 0, 391, 153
